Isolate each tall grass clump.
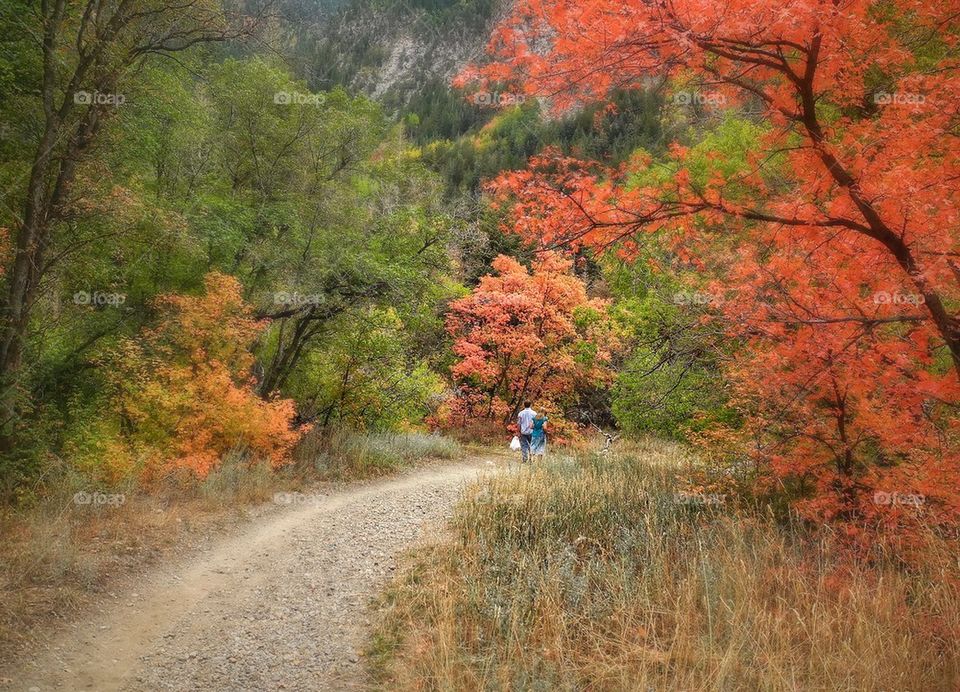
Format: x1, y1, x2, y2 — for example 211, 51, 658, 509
293, 428, 462, 479
370, 443, 960, 691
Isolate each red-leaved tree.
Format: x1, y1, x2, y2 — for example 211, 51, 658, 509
461, 0, 960, 537
438, 253, 617, 438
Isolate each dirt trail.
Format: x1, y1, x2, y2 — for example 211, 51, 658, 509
8, 459, 496, 691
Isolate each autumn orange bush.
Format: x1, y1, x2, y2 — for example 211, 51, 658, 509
97, 272, 304, 480
436, 253, 618, 440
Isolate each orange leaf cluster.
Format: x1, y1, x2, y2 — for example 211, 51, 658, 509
105, 273, 305, 479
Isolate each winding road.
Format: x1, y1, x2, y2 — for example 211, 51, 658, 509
10, 459, 496, 691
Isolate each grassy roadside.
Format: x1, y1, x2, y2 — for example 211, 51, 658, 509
368, 440, 960, 690
0, 429, 462, 667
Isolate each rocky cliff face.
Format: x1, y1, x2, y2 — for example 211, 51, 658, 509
282, 0, 503, 109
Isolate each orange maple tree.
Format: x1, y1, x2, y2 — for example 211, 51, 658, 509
462, 0, 960, 536
105, 273, 304, 479
438, 253, 616, 437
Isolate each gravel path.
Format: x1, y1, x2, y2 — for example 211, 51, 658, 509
11, 460, 495, 691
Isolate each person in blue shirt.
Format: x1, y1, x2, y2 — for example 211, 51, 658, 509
530, 413, 548, 461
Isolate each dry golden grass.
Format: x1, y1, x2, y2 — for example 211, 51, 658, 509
369, 442, 960, 691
